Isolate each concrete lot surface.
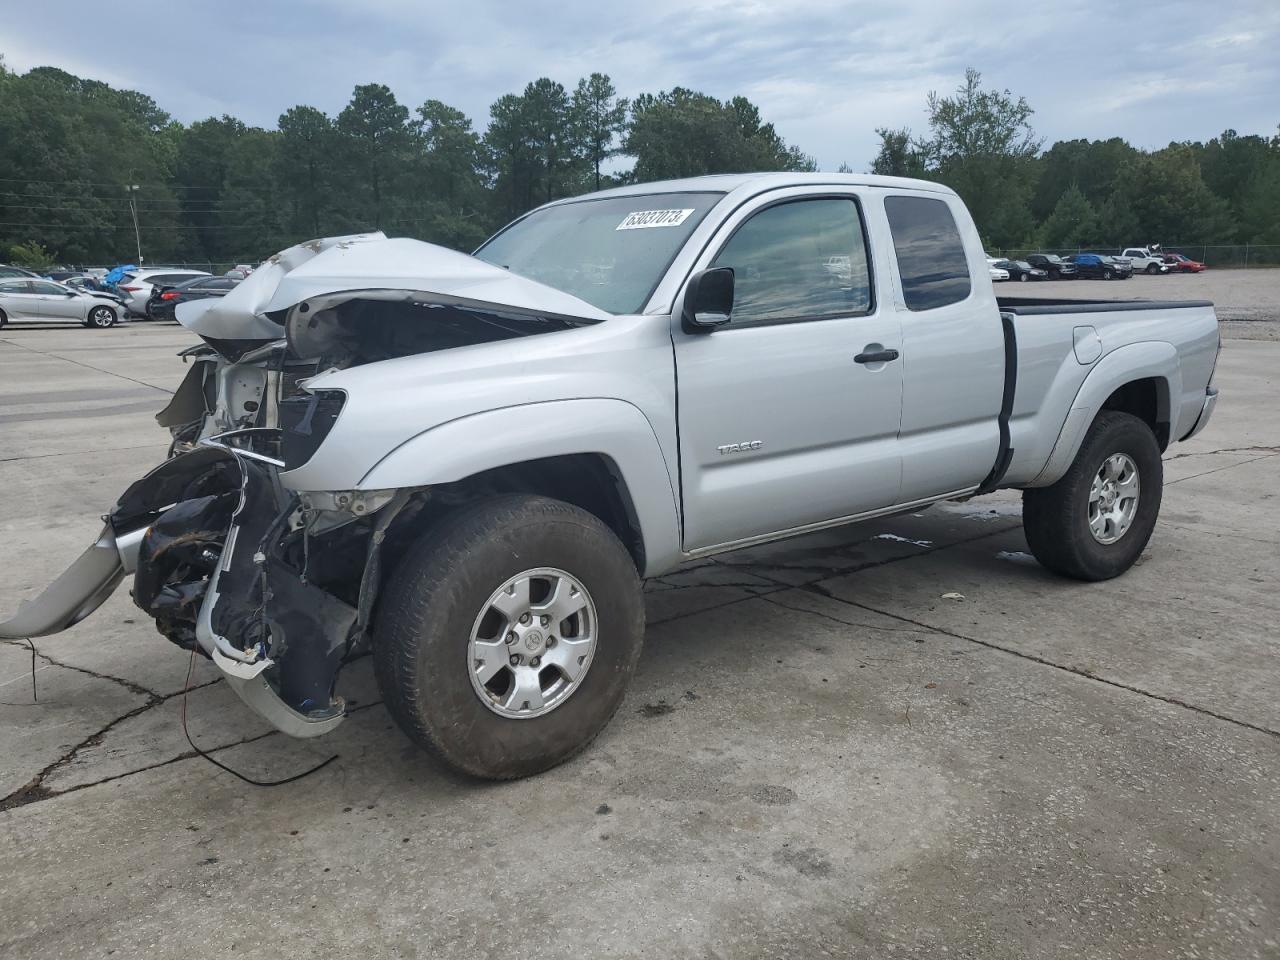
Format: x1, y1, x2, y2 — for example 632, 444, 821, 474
0, 313, 1277, 958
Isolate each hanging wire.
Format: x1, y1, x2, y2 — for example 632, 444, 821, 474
180, 650, 338, 787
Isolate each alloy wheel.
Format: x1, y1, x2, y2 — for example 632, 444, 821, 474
1088, 453, 1140, 544
467, 567, 597, 719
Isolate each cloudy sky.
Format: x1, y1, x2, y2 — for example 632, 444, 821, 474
2, 0, 1277, 169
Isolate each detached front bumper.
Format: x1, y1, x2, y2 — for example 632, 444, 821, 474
0, 444, 383, 741
0, 524, 146, 639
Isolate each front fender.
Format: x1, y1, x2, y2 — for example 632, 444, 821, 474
1030, 341, 1179, 487
355, 398, 683, 577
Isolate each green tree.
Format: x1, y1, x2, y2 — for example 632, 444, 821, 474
1236, 158, 1280, 243
335, 83, 412, 228
1102, 145, 1234, 243
1031, 137, 1138, 221
869, 127, 926, 176
1037, 184, 1098, 248
572, 73, 628, 191
624, 87, 812, 181
8, 240, 55, 271
921, 69, 1040, 247
277, 106, 333, 237
414, 99, 489, 249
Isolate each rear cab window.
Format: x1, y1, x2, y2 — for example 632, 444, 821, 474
884, 195, 972, 311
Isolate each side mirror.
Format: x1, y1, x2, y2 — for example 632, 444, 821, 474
681, 267, 734, 333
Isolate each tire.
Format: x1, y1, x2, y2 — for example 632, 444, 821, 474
373, 494, 645, 780
1145, 263, 1159, 275
1022, 411, 1162, 581
87, 305, 116, 328
1102, 269, 1113, 280
1018, 272, 1029, 282
0, 308, 7, 329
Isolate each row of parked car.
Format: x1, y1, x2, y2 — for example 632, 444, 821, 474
986, 247, 1208, 283
0, 262, 246, 329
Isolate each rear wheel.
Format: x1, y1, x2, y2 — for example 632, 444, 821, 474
1023, 411, 1162, 581
374, 494, 645, 780
0, 308, 7, 329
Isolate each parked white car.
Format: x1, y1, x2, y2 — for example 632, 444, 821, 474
116, 268, 211, 316
1120, 248, 1170, 275
0, 277, 125, 328
989, 265, 1010, 281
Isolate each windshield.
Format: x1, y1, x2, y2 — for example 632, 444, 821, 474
475, 192, 723, 314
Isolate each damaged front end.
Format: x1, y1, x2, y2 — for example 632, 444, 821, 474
1, 439, 410, 737
1, 230, 609, 741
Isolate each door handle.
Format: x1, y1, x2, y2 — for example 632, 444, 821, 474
854, 348, 900, 364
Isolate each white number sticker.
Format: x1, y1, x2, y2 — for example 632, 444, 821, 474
616, 208, 694, 230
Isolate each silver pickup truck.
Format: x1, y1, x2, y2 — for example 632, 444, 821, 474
0, 173, 1220, 780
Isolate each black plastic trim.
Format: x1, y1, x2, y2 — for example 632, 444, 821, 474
997, 297, 1213, 316
976, 311, 1018, 495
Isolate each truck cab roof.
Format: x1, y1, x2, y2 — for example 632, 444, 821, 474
539, 172, 960, 208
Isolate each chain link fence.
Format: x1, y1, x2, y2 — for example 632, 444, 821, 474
990, 244, 1280, 269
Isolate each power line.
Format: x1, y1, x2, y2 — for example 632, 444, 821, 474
0, 203, 271, 214
0, 221, 282, 231
0, 176, 277, 192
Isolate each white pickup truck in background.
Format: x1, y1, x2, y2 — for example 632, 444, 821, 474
0, 173, 1221, 780
1121, 247, 1172, 274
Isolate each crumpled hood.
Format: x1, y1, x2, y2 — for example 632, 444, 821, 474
176, 233, 610, 340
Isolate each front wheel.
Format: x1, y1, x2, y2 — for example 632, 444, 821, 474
1018, 272, 1029, 282
1146, 263, 1160, 275
1022, 411, 1163, 581
86, 305, 116, 328
374, 494, 645, 780
1102, 269, 1114, 280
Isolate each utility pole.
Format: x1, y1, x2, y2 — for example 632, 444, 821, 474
125, 184, 143, 265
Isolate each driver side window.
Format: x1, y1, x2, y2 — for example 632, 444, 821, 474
711, 197, 872, 326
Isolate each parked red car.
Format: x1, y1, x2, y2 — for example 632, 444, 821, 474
1164, 253, 1206, 273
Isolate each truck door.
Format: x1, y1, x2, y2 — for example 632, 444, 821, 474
881, 194, 1005, 502
674, 192, 904, 553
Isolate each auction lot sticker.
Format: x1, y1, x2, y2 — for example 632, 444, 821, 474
616, 209, 695, 230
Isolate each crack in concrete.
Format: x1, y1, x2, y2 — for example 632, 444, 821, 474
1167, 451, 1279, 485
2, 638, 161, 700
0, 441, 161, 465
1164, 444, 1280, 461
1, 696, 387, 811
782, 583, 1280, 742
0, 676, 221, 811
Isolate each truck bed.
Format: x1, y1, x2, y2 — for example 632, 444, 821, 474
995, 296, 1219, 488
